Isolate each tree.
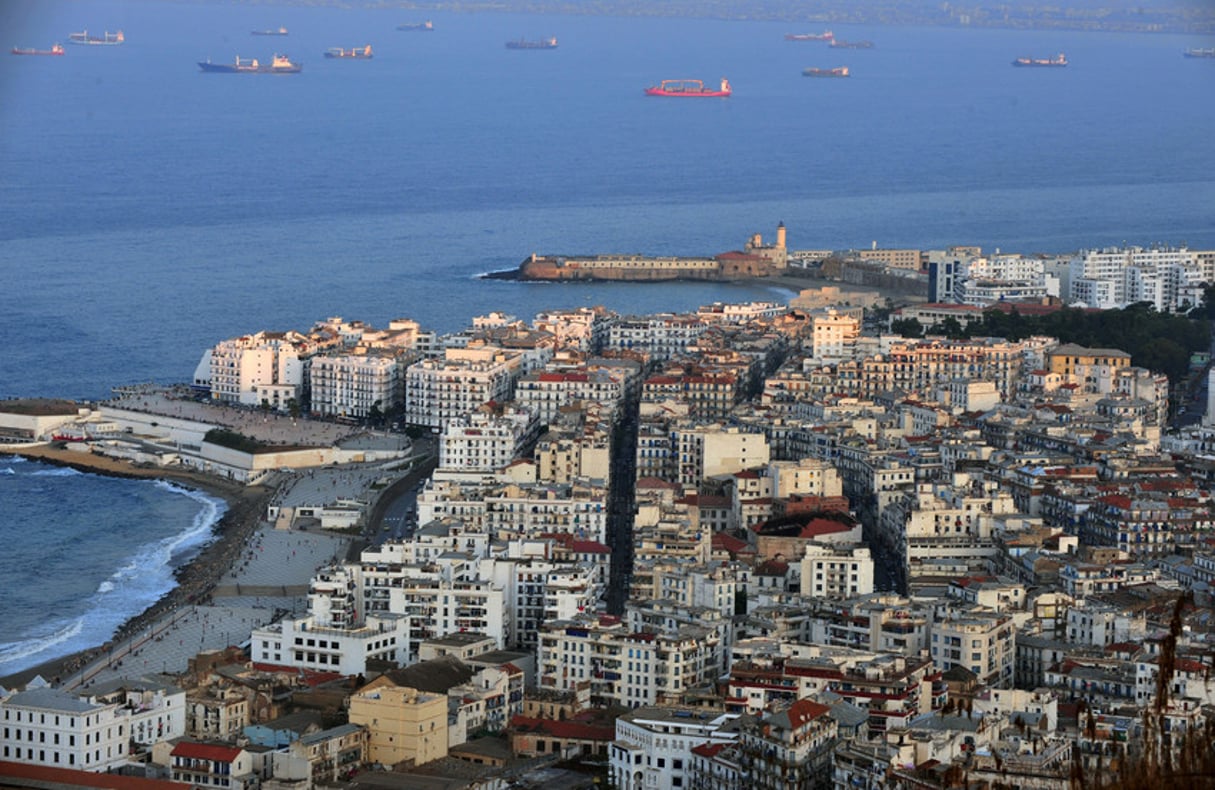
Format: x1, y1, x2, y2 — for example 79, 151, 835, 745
890, 318, 924, 338
286, 397, 300, 420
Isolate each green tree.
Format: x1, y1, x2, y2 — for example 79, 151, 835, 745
890, 318, 924, 338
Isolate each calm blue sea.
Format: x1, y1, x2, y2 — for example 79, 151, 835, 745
0, 0, 1213, 674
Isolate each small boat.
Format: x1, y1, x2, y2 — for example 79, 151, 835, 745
324, 45, 373, 59
830, 39, 874, 49
68, 30, 123, 46
198, 53, 302, 73
252, 27, 289, 36
397, 21, 434, 32
803, 66, 849, 78
644, 77, 731, 97
1012, 53, 1067, 67
785, 31, 833, 41
11, 43, 65, 56
1183, 48, 1215, 58
506, 36, 558, 50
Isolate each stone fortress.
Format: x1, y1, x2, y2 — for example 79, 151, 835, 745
515, 222, 789, 282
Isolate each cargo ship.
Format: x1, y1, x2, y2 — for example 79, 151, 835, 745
803, 66, 849, 78
506, 36, 557, 49
785, 31, 833, 41
324, 45, 373, 59
252, 27, 288, 36
198, 54, 302, 73
1183, 48, 1215, 58
11, 43, 65, 56
397, 21, 434, 31
830, 39, 874, 49
68, 30, 123, 46
1013, 53, 1067, 67
644, 78, 731, 97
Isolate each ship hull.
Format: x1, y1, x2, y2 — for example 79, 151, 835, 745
644, 88, 730, 97
198, 61, 302, 73
12, 47, 64, 56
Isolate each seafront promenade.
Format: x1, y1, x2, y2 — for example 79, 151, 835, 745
0, 390, 423, 690
62, 525, 351, 690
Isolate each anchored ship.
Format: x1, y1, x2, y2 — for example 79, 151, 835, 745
785, 31, 833, 41
68, 30, 123, 46
644, 78, 731, 97
830, 39, 874, 49
324, 45, 373, 59
803, 66, 849, 77
198, 54, 302, 73
12, 43, 65, 56
1013, 53, 1067, 67
1184, 48, 1215, 58
506, 36, 558, 49
397, 21, 434, 31
252, 27, 288, 36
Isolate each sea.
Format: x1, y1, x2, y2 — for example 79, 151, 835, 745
0, 0, 1213, 676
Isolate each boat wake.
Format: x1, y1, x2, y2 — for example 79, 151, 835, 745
31, 467, 82, 477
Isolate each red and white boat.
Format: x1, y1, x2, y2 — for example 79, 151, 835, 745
644, 78, 731, 98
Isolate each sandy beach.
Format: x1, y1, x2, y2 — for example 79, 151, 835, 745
0, 444, 310, 689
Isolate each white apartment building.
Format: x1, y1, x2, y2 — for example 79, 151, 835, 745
610, 707, 742, 790
674, 425, 770, 489
1068, 245, 1205, 312
513, 368, 629, 426
800, 542, 875, 599
249, 611, 410, 676
697, 301, 787, 324
808, 308, 861, 363
930, 609, 1016, 687
201, 330, 311, 408
309, 349, 409, 419
479, 555, 603, 649
605, 314, 709, 360
537, 616, 722, 708
439, 406, 538, 473
404, 347, 522, 429
533, 307, 615, 352
0, 683, 178, 772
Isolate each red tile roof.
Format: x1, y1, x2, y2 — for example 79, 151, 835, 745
171, 741, 244, 762
0, 762, 184, 789
510, 715, 615, 741
787, 698, 832, 728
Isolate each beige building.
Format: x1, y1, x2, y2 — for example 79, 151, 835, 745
347, 684, 448, 767
674, 424, 770, 488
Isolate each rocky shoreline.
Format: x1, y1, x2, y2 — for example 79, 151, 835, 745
0, 446, 273, 689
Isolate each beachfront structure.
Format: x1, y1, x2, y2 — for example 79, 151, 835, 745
249, 611, 409, 676
609, 707, 743, 790
403, 347, 523, 430
438, 405, 538, 473
198, 330, 313, 409
0, 681, 183, 772
697, 301, 788, 324
308, 349, 410, 420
